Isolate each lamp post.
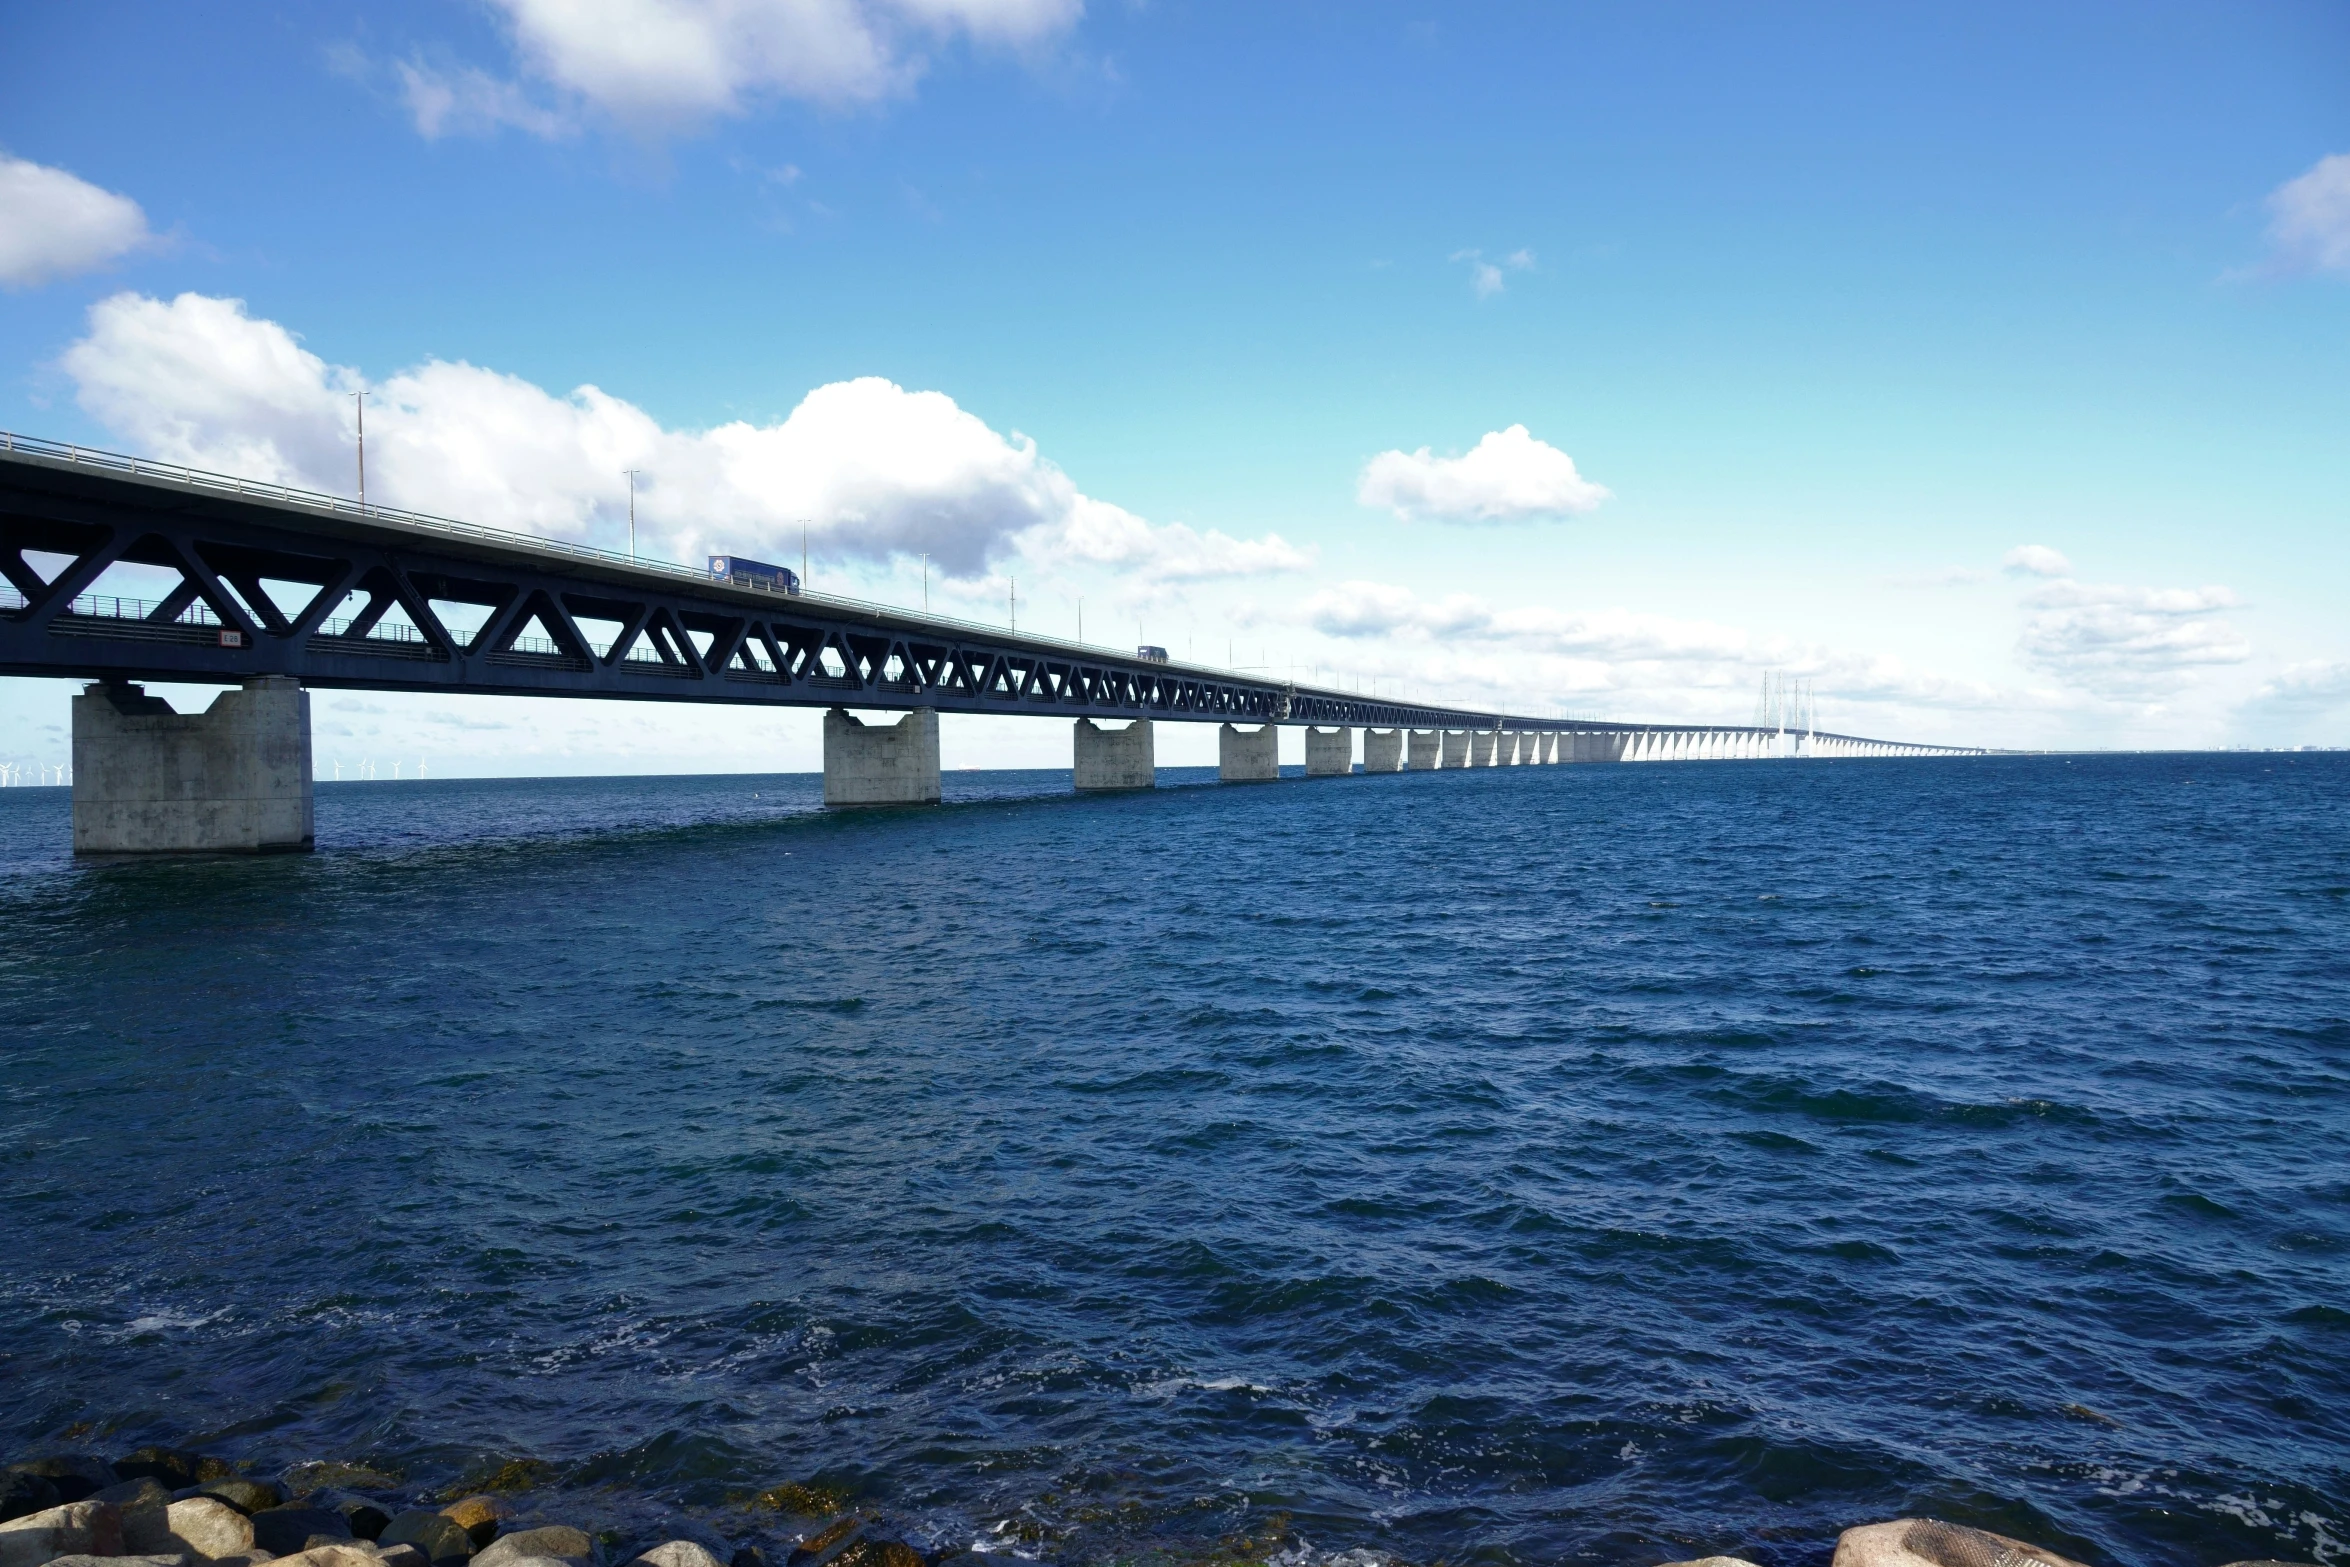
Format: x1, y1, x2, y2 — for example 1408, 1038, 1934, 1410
623, 470, 642, 560
353, 391, 369, 507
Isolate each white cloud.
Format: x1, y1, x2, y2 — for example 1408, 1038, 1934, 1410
2015, 576, 2249, 697
1449, 247, 1535, 298
2262, 152, 2350, 276
60, 291, 1304, 586
1279, 578, 2007, 722
2003, 543, 2072, 577
1358, 424, 1610, 524
400, 0, 1086, 136
2247, 660, 2350, 710
0, 155, 151, 288
396, 60, 576, 140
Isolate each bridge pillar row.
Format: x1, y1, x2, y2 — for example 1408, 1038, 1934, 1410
1408, 729, 1441, 769
824, 707, 941, 807
1073, 717, 1155, 791
1363, 728, 1404, 772
1304, 725, 1355, 777
72, 676, 315, 854
1218, 722, 1280, 782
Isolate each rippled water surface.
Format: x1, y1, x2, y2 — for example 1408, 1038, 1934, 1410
2, 754, 2346, 1567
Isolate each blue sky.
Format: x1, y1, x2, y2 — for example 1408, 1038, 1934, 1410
2, 1, 2346, 775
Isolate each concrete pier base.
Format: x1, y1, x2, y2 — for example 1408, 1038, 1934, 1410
1469, 730, 1498, 767
1073, 718, 1155, 790
72, 677, 315, 854
1408, 730, 1440, 769
1363, 729, 1404, 773
1219, 722, 1280, 782
1304, 726, 1354, 776
823, 707, 941, 806
1440, 731, 1469, 768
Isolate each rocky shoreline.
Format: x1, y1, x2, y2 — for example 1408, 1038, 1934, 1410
0, 1447, 2321, 1567
0, 1449, 928, 1567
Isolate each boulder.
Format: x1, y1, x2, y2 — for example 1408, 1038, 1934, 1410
730, 1549, 768, 1567
376, 1545, 432, 1567
1657, 1559, 1761, 1567
99, 1477, 180, 1553
439, 1499, 505, 1549
381, 1510, 474, 1564
44, 1555, 191, 1567
0, 1473, 58, 1525
2214, 1561, 2320, 1567
1833, 1521, 2091, 1567
117, 1449, 210, 1491
301, 1494, 389, 1542
474, 1527, 601, 1567
254, 1508, 358, 1557
6, 1456, 118, 1505
624, 1543, 725, 1567
173, 1496, 260, 1560
269, 1546, 382, 1567
0, 1499, 127, 1567
201, 1481, 288, 1517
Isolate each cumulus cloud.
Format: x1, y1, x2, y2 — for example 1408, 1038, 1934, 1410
1358, 425, 1610, 524
61, 291, 1305, 585
392, 0, 1085, 136
2261, 152, 2350, 276
2003, 543, 2072, 578
0, 155, 151, 288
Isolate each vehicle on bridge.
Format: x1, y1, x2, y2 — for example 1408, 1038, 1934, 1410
1137, 645, 1169, 662
707, 555, 800, 595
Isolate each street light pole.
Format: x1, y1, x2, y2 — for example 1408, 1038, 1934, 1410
353, 391, 369, 507
623, 470, 642, 560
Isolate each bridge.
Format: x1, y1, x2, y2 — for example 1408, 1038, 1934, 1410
0, 432, 1983, 853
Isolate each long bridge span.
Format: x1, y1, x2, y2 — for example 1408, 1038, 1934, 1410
0, 433, 1982, 852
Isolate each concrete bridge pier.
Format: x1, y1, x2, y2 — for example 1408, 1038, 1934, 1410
824, 707, 941, 806
1363, 728, 1404, 772
1073, 717, 1155, 790
1219, 722, 1280, 781
1470, 730, 1498, 767
1305, 726, 1355, 776
72, 676, 315, 854
1440, 730, 1470, 768
1408, 729, 1441, 769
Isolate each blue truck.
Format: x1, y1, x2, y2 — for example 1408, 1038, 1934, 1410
707, 555, 800, 595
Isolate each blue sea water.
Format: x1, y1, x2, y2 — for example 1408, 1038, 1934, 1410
1, 753, 2346, 1567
